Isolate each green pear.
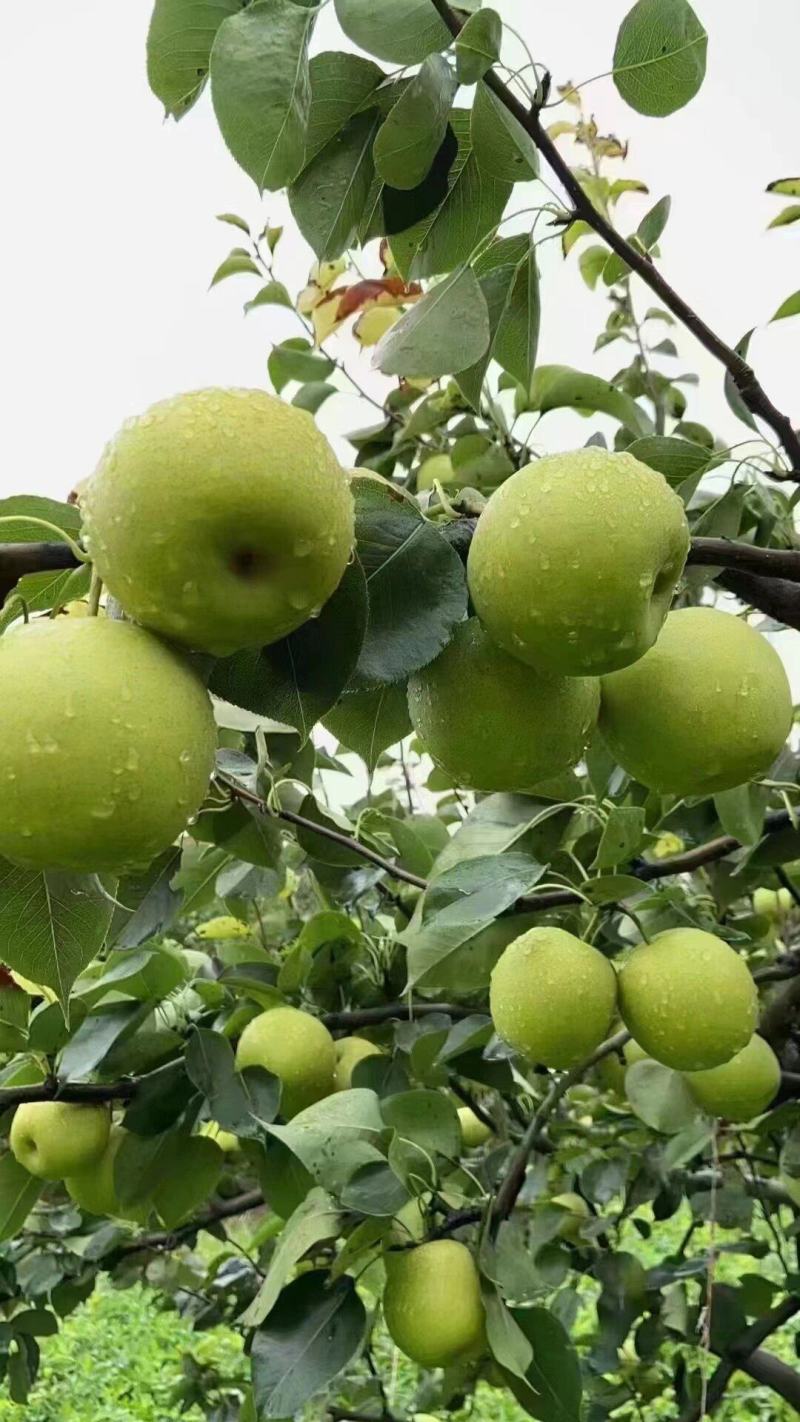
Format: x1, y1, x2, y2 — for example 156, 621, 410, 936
753, 887, 794, 922
11, 1102, 110, 1181
467, 448, 689, 675
407, 618, 599, 792
683, 1035, 780, 1122
199, 1120, 240, 1153
383, 1241, 485, 1367
66, 1124, 151, 1220
458, 1106, 493, 1149
333, 1037, 383, 1091
417, 454, 458, 492
599, 607, 792, 796
0, 618, 216, 874
196, 916, 252, 941
619, 928, 757, 1071
490, 927, 617, 1068
80, 388, 355, 656
550, 1191, 591, 1241
235, 1005, 336, 1118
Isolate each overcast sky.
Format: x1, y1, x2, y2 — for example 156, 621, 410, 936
2, 2, 798, 503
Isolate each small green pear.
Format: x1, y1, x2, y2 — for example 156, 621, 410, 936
458, 1106, 493, 1149
683, 1035, 780, 1122
80, 388, 355, 656
619, 928, 757, 1071
383, 1241, 485, 1367
467, 448, 689, 675
490, 927, 617, 1069
408, 618, 599, 792
11, 1102, 110, 1181
550, 1191, 591, 1241
599, 607, 792, 796
333, 1037, 383, 1091
0, 617, 216, 874
753, 887, 794, 922
417, 454, 458, 492
235, 1005, 336, 1118
196, 916, 252, 941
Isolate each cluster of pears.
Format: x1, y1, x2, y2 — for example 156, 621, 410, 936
489, 923, 780, 1122
9, 1101, 149, 1219
0, 390, 354, 875
409, 448, 792, 796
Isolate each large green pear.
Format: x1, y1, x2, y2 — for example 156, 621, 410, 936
467, 449, 689, 676
0, 618, 216, 874
66, 1124, 151, 1220
417, 454, 458, 492
10, 1101, 110, 1181
618, 928, 757, 1071
490, 927, 617, 1068
683, 1035, 780, 1121
80, 388, 355, 656
383, 1241, 485, 1367
599, 607, 792, 796
407, 618, 599, 792
235, 1005, 336, 1118
333, 1037, 383, 1091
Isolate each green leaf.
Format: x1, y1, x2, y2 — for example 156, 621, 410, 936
456, 8, 502, 83
493, 237, 540, 388
767, 203, 800, 229
245, 282, 294, 313
147, 0, 242, 119
302, 52, 386, 167
401, 852, 545, 988
333, 0, 450, 64
108, 849, 181, 951
217, 211, 251, 234
251, 1272, 366, 1418
484, 1285, 533, 1380
626, 435, 712, 486
526, 365, 650, 436
613, 0, 707, 117
210, 560, 368, 738
593, 807, 646, 869
268, 338, 335, 392
351, 480, 467, 686
724, 329, 758, 431
0, 494, 81, 545
209, 250, 261, 286
505, 1306, 583, 1421
290, 111, 380, 259
59, 1002, 149, 1079
771, 289, 800, 323
375, 56, 457, 190
471, 84, 538, 182
767, 177, 800, 197
583, 874, 644, 906
0, 863, 114, 1011
637, 194, 671, 250
185, 1027, 280, 1137
391, 110, 513, 279
455, 234, 528, 405
0, 1155, 43, 1242
714, 785, 767, 845
323, 685, 411, 771
268, 1090, 385, 1195
382, 1089, 461, 1159
376, 266, 490, 378
153, 1136, 224, 1227
578, 244, 610, 290
210, 0, 317, 191
243, 1189, 343, 1326
625, 1059, 700, 1134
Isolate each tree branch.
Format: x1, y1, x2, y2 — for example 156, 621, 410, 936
678, 1295, 800, 1422
115, 1188, 266, 1257
492, 1028, 630, 1222
688, 540, 800, 582
322, 1000, 476, 1030
737, 1347, 800, 1412
0, 542, 81, 603
0, 1078, 138, 1111
718, 569, 800, 631
426, 0, 800, 473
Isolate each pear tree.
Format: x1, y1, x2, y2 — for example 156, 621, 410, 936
0, 2, 800, 1420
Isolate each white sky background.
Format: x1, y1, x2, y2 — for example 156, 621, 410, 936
1, 0, 799, 701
